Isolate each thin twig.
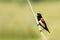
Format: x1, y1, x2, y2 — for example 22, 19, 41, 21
27, 0, 47, 40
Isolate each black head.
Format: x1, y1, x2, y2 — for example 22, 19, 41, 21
37, 13, 42, 21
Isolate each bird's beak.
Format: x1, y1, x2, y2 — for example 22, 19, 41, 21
35, 14, 37, 16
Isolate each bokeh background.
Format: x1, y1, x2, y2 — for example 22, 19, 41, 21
0, 0, 60, 40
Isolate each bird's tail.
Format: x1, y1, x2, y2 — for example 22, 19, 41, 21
46, 28, 50, 33
48, 30, 50, 33
40, 28, 50, 33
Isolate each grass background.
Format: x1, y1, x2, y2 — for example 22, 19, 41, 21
0, 0, 60, 40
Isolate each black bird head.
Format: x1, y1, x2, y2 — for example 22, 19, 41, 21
37, 13, 42, 21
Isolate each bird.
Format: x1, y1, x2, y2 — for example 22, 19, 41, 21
36, 13, 50, 33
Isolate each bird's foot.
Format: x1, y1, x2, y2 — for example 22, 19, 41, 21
40, 29, 44, 32
37, 23, 39, 26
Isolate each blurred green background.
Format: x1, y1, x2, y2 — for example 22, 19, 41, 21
0, 0, 60, 40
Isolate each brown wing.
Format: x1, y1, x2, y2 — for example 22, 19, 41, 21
40, 18, 47, 27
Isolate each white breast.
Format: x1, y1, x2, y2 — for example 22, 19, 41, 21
39, 20, 45, 27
